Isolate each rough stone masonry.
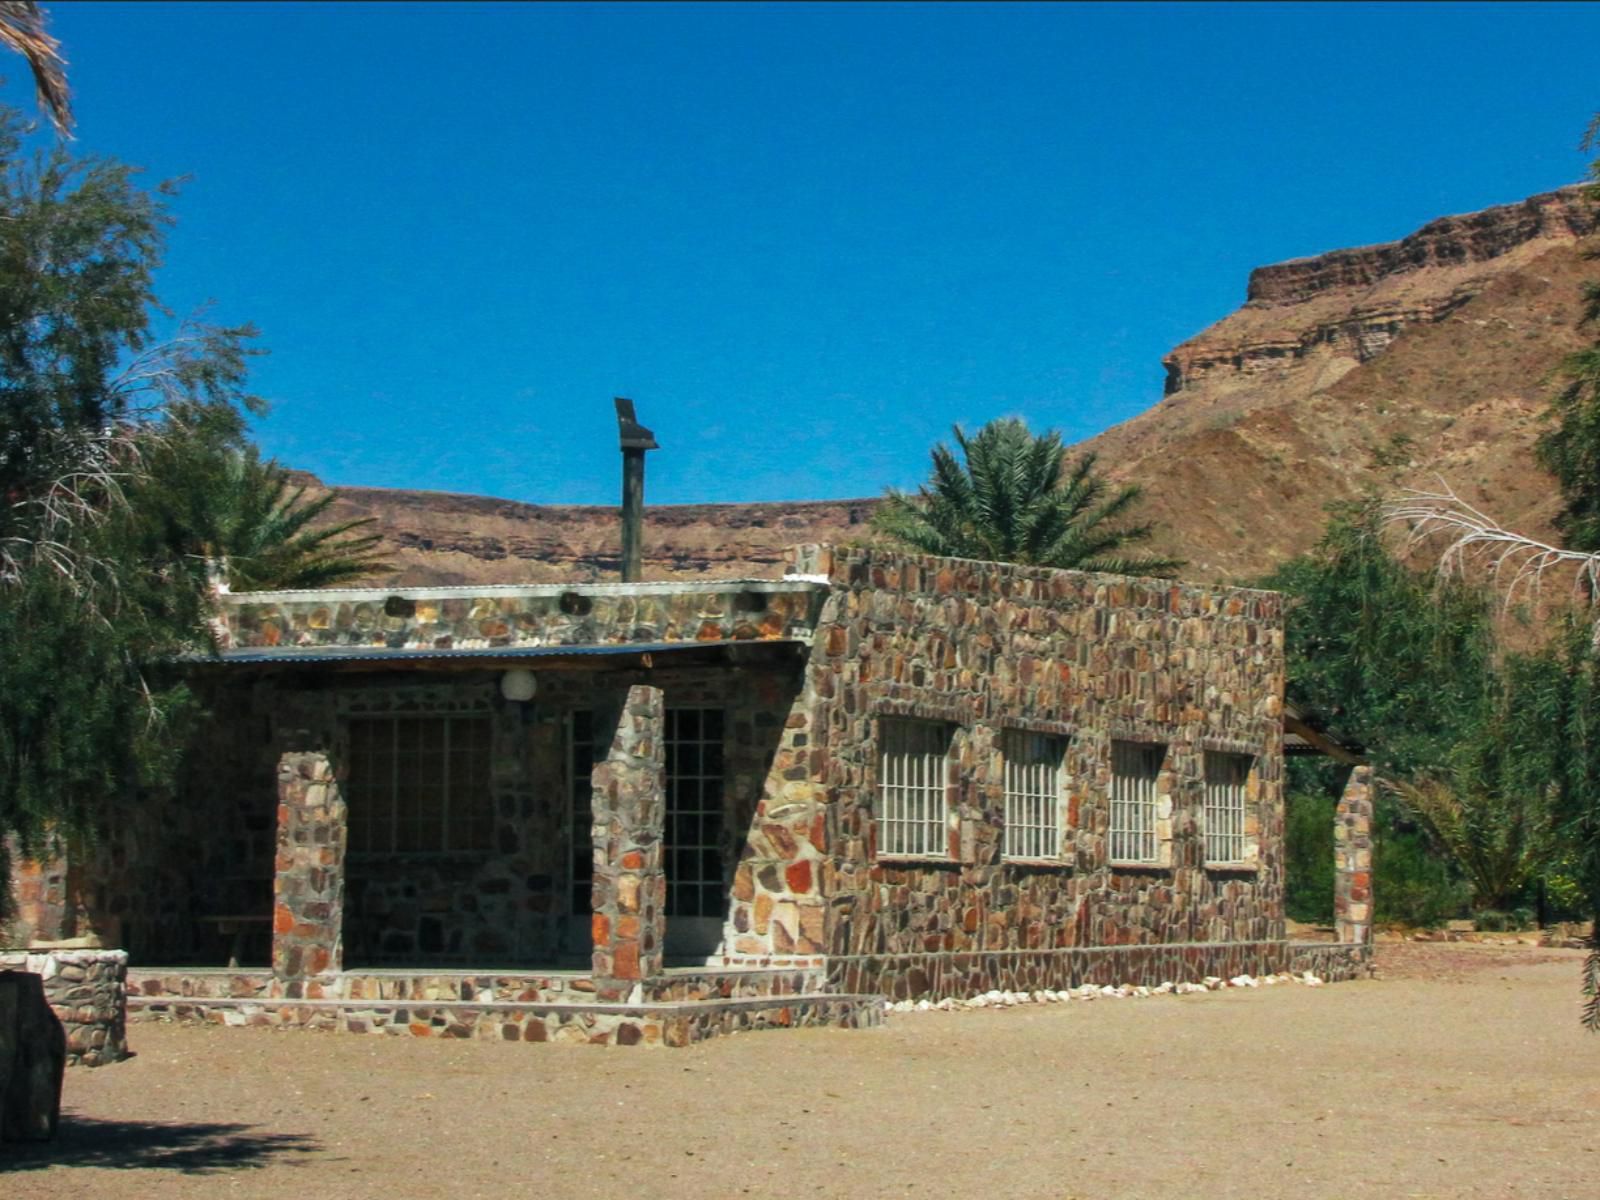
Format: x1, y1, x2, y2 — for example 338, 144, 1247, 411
11, 545, 1372, 1048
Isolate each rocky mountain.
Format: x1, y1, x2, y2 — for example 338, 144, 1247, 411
301, 186, 1598, 588
1084, 185, 1596, 580
305, 484, 881, 586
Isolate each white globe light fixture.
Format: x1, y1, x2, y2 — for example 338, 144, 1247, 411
500, 667, 538, 702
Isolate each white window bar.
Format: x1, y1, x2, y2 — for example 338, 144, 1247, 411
1003, 730, 1064, 859
345, 715, 493, 854
1204, 752, 1252, 864
877, 719, 950, 857
1109, 740, 1162, 864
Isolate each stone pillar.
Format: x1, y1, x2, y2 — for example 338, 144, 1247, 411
4, 844, 69, 946
590, 685, 666, 1001
1334, 764, 1374, 946
271, 751, 347, 998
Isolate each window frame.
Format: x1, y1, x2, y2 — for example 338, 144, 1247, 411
1203, 750, 1257, 868
1108, 739, 1166, 867
664, 706, 728, 919
344, 712, 495, 857
567, 709, 601, 914
1001, 728, 1067, 862
875, 717, 954, 861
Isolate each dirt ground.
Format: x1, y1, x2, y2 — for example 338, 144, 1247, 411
4, 943, 1598, 1199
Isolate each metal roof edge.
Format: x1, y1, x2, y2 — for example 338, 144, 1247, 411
220, 578, 830, 606
190, 638, 811, 666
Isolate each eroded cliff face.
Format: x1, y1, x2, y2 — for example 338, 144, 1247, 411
304, 185, 1599, 589
1083, 185, 1598, 581
1162, 188, 1594, 396
306, 481, 881, 586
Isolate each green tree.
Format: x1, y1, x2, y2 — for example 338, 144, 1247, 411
872, 417, 1183, 576
1265, 503, 1494, 777
1486, 623, 1600, 1027
1535, 116, 1600, 551
1390, 112, 1600, 1025
0, 106, 258, 905
1534, 283, 1600, 551
1265, 504, 1557, 919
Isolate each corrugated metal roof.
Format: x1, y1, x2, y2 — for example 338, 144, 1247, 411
192, 639, 805, 666
219, 578, 830, 604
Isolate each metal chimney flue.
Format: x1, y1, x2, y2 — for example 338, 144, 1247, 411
614, 397, 658, 582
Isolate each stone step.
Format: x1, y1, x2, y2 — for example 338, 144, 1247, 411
126, 964, 831, 1005
127, 990, 884, 1048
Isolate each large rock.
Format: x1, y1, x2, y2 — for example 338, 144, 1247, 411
0, 970, 66, 1142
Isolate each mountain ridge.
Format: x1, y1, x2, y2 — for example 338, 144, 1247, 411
297, 185, 1598, 587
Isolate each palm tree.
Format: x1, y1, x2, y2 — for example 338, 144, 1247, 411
872, 417, 1183, 577
0, 2, 70, 135
212, 450, 391, 591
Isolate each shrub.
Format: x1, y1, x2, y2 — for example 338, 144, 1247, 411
1285, 789, 1336, 923
1374, 817, 1470, 928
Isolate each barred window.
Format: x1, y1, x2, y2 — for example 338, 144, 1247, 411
568, 710, 602, 914
1204, 752, 1252, 864
1003, 730, 1065, 859
1109, 740, 1163, 864
665, 708, 726, 919
877, 719, 951, 858
346, 715, 494, 854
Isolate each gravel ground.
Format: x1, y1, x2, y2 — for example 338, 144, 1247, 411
4, 943, 1597, 1199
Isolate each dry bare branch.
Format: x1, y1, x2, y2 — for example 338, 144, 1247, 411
0, 423, 139, 596
0, 1, 70, 136
1382, 480, 1600, 614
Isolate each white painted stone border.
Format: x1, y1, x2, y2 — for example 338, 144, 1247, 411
882, 971, 1325, 1013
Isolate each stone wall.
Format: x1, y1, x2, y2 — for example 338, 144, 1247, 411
219, 579, 823, 653
47, 684, 278, 965
129, 991, 883, 1047
4, 849, 68, 947
334, 684, 546, 964
1286, 940, 1373, 983
53, 659, 800, 973
21, 546, 1304, 1018
739, 546, 1287, 1000
0, 951, 127, 1067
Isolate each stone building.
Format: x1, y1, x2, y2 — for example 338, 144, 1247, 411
7, 544, 1371, 1047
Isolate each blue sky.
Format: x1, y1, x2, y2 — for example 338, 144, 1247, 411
24, 2, 1600, 505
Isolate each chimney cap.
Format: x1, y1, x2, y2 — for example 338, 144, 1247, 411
615, 396, 659, 451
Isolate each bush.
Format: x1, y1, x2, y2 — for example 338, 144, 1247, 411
1285, 789, 1335, 923
1374, 819, 1470, 928
1286, 759, 1476, 930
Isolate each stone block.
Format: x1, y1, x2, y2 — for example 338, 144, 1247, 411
0, 971, 66, 1142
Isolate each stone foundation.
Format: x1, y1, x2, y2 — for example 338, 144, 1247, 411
123, 943, 1369, 1049
0, 950, 128, 1067
128, 989, 882, 1047
828, 939, 1298, 1001
1286, 940, 1374, 983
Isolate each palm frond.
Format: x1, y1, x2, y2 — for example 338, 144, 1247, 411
0, 2, 70, 136
214, 451, 392, 590
872, 417, 1183, 576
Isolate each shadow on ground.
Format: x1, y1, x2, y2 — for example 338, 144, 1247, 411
0, 1115, 321, 1173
